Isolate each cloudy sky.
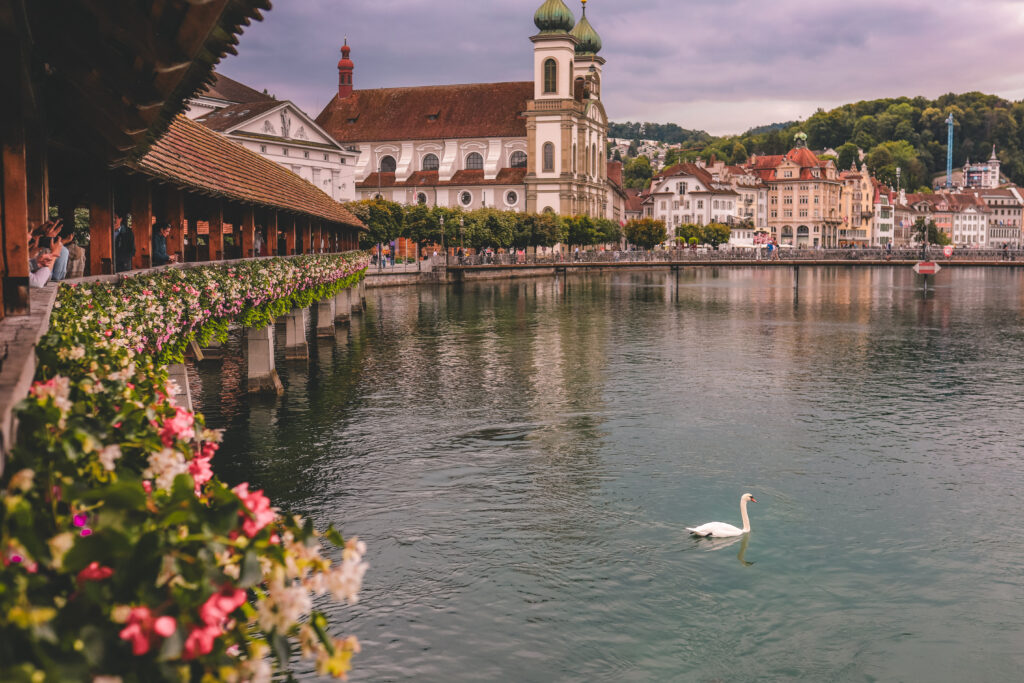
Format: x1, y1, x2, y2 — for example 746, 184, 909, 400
220, 0, 1024, 136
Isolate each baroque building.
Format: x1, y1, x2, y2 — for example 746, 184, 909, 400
746, 134, 842, 247
315, 0, 611, 218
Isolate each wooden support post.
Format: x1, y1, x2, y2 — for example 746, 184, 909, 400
166, 187, 185, 262
166, 363, 193, 412
1, 90, 30, 316
241, 205, 255, 259
88, 178, 114, 276
131, 175, 152, 270
266, 210, 278, 256
208, 201, 224, 262
285, 215, 296, 255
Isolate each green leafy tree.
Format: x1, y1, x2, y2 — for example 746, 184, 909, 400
623, 155, 653, 189
676, 223, 703, 245
702, 223, 732, 249
624, 218, 667, 249
464, 208, 516, 249
594, 217, 623, 245
911, 217, 951, 245
531, 212, 566, 247
345, 199, 404, 249
563, 214, 597, 247
836, 142, 860, 171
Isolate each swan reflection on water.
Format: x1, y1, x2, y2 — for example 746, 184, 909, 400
693, 533, 754, 566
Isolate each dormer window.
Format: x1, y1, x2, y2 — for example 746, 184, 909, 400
347, 115, 359, 124
427, 112, 439, 122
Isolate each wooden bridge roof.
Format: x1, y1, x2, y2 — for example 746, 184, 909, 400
20, 0, 273, 165
133, 115, 365, 228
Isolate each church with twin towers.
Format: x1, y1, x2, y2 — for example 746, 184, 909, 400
315, 0, 623, 221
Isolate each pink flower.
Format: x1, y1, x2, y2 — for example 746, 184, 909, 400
183, 625, 219, 660
189, 455, 213, 494
198, 585, 247, 627
119, 607, 174, 656
232, 483, 276, 538
159, 407, 195, 446
77, 561, 113, 584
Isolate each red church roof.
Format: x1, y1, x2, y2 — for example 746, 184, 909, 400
316, 82, 533, 143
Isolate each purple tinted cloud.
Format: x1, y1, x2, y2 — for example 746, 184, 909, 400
219, 0, 1024, 135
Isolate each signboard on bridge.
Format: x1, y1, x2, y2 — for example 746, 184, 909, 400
913, 261, 941, 275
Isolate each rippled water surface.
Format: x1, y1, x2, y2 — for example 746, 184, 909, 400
194, 267, 1024, 682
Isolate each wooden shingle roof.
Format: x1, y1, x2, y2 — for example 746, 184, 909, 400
134, 116, 364, 229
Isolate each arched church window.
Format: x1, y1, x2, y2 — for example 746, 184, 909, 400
543, 58, 557, 94
379, 155, 396, 173
592, 145, 597, 177
466, 152, 484, 170
543, 143, 555, 173
422, 153, 439, 171
510, 151, 527, 169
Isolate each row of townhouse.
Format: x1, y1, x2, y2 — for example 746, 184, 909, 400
628, 133, 1024, 249
890, 186, 1024, 248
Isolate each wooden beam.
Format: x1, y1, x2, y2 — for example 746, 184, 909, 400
88, 179, 114, 276
131, 175, 152, 270
266, 209, 278, 256
166, 186, 185, 262
285, 215, 296, 255
1, 30, 30, 316
208, 200, 224, 261
241, 204, 255, 258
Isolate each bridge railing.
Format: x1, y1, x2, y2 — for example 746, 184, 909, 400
446, 246, 1024, 266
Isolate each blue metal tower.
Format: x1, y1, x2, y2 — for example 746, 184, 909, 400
946, 113, 955, 189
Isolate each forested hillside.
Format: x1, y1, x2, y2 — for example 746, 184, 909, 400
608, 121, 711, 147
613, 92, 1024, 192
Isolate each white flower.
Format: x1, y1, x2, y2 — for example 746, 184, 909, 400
48, 532, 75, 569
257, 579, 312, 633
97, 445, 122, 471
143, 448, 188, 491
69, 346, 85, 360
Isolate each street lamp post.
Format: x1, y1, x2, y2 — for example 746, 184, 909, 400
440, 215, 446, 267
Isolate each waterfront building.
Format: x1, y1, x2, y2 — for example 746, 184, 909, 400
746, 134, 842, 247
316, 0, 612, 218
872, 181, 895, 246
838, 161, 875, 246
970, 187, 1023, 247
184, 72, 273, 120
197, 99, 359, 203
963, 146, 1004, 189
643, 162, 739, 240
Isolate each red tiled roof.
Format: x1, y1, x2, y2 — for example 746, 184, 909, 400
357, 167, 528, 189
607, 160, 623, 187
197, 99, 282, 132
134, 116, 364, 229
653, 162, 737, 194
201, 72, 275, 105
746, 148, 834, 182
316, 82, 533, 143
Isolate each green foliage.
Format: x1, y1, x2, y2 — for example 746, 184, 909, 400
609, 121, 712, 147
623, 156, 653, 189
911, 217, 952, 245
624, 218, 667, 249
702, 223, 732, 249
345, 199, 405, 248
676, 223, 703, 244
563, 215, 597, 247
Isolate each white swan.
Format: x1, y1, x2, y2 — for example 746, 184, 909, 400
686, 493, 757, 537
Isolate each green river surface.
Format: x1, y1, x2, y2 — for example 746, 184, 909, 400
194, 267, 1024, 682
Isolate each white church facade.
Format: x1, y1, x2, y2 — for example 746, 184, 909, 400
315, 0, 613, 218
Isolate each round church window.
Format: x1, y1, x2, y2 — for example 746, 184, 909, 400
460, 191, 473, 206
505, 191, 518, 207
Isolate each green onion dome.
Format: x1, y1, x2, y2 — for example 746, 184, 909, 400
534, 0, 575, 33
570, 10, 602, 55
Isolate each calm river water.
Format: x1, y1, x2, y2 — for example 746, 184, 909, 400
194, 267, 1024, 682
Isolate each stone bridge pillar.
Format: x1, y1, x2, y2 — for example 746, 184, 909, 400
282, 307, 309, 360
315, 297, 336, 337
166, 363, 193, 412
351, 283, 363, 314
246, 325, 284, 395
334, 287, 351, 324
